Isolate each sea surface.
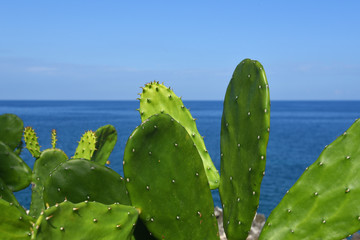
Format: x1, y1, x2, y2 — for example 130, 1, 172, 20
1, 100, 359, 217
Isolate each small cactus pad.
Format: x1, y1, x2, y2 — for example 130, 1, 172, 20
219, 59, 270, 240
24, 127, 41, 159
0, 113, 24, 151
33, 201, 139, 240
73, 130, 96, 159
139, 81, 220, 189
44, 159, 131, 207
0, 141, 32, 191
51, 129, 57, 149
0, 177, 26, 214
91, 125, 117, 165
0, 198, 33, 239
124, 114, 219, 240
259, 119, 360, 240
30, 149, 68, 219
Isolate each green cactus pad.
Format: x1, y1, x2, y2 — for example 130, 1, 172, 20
30, 149, 68, 219
219, 59, 270, 240
259, 119, 360, 240
139, 81, 220, 189
73, 130, 96, 160
43, 159, 131, 207
124, 114, 219, 240
0, 113, 24, 151
51, 129, 57, 149
24, 127, 41, 159
0, 141, 32, 191
0, 198, 33, 239
91, 125, 117, 165
33, 201, 139, 240
0, 177, 26, 214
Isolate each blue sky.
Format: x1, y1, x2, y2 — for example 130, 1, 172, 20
1, 1, 359, 100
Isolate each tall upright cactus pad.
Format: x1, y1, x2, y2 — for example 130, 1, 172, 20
29, 149, 68, 219
0, 142, 32, 191
259, 119, 360, 240
124, 114, 219, 240
73, 130, 96, 160
91, 125, 117, 165
51, 129, 57, 149
219, 59, 270, 240
24, 127, 41, 159
32, 201, 139, 240
0, 177, 26, 214
139, 81, 220, 189
0, 113, 24, 151
0, 198, 33, 239
44, 159, 131, 207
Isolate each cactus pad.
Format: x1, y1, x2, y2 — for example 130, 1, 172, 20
219, 59, 270, 240
139, 81, 220, 189
124, 114, 219, 239
24, 127, 41, 159
33, 201, 139, 240
73, 130, 96, 160
91, 125, 117, 165
0, 141, 32, 191
30, 149, 68, 218
0, 113, 24, 151
0, 198, 33, 239
259, 119, 360, 240
44, 159, 131, 207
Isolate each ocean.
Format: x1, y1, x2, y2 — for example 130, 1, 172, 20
1, 100, 359, 217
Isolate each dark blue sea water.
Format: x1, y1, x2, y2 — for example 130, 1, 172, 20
1, 100, 359, 217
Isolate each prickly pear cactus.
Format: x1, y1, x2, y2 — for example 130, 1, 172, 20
29, 149, 68, 219
0, 177, 26, 214
91, 125, 117, 165
73, 130, 96, 160
139, 81, 220, 189
51, 129, 57, 149
32, 201, 139, 240
0, 198, 33, 239
44, 159, 131, 207
0, 113, 24, 151
259, 119, 360, 240
0, 141, 32, 191
219, 59, 270, 240
24, 127, 41, 159
124, 114, 219, 240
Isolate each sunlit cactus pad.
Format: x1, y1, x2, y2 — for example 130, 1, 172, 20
139, 81, 220, 189
259, 119, 360, 240
32, 201, 139, 240
220, 59, 270, 240
124, 114, 219, 240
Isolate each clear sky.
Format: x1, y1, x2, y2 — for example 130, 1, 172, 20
1, 1, 359, 100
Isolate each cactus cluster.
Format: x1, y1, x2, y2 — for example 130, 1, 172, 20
0, 58, 360, 240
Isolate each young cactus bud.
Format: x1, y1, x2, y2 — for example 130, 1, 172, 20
24, 126, 41, 158
51, 129, 57, 149
73, 131, 96, 160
